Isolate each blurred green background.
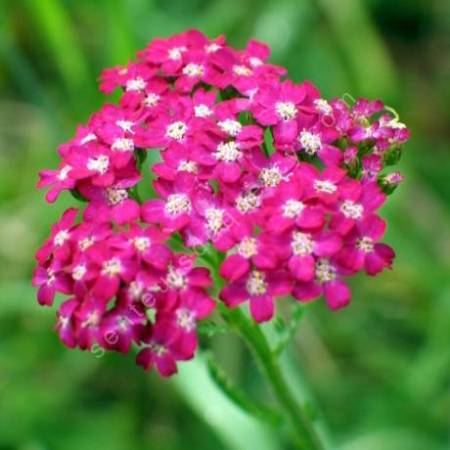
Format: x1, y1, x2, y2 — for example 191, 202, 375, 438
0, 0, 449, 449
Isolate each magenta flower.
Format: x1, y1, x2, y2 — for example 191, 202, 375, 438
37, 163, 76, 203
184, 190, 248, 249
244, 149, 297, 193
35, 208, 78, 264
89, 245, 138, 300
337, 215, 395, 275
100, 61, 156, 94
110, 224, 171, 270
56, 298, 80, 347
219, 232, 279, 282
140, 97, 196, 150
141, 174, 200, 232
220, 269, 291, 322
136, 320, 192, 377
262, 177, 325, 234
330, 181, 386, 235
293, 258, 351, 310
120, 77, 169, 118
32, 260, 72, 306
274, 230, 342, 281
252, 80, 307, 142
100, 298, 147, 353
34, 31, 409, 380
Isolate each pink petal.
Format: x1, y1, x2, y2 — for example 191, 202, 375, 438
141, 200, 166, 223
323, 280, 351, 310
188, 267, 212, 287
292, 281, 321, 302
219, 282, 248, 308
220, 254, 250, 281
297, 208, 324, 229
249, 294, 274, 323
288, 255, 315, 281
314, 233, 342, 257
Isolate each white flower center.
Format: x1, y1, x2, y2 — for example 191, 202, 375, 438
129, 280, 144, 300
132, 236, 151, 252
314, 180, 337, 194
205, 208, 225, 234
112, 137, 134, 152
166, 121, 188, 141
79, 237, 94, 251
340, 200, 364, 219
233, 65, 253, 76
150, 342, 167, 356
315, 259, 336, 283
166, 266, 186, 290
144, 93, 160, 107
249, 56, 263, 67
275, 101, 298, 120
81, 311, 100, 328
72, 264, 86, 281
218, 119, 242, 137
194, 104, 212, 118
80, 133, 96, 145
116, 120, 134, 133
106, 187, 128, 206
356, 236, 374, 253
126, 77, 146, 91
102, 258, 122, 277
282, 199, 305, 218
58, 165, 72, 181
259, 167, 282, 188
54, 230, 69, 246
176, 308, 196, 331
314, 99, 333, 115
177, 160, 197, 173
238, 237, 258, 258
182, 63, 204, 77
165, 193, 192, 216
246, 270, 268, 296
59, 315, 69, 328
299, 131, 322, 155
117, 316, 130, 331
46, 269, 56, 285
168, 46, 186, 60
87, 155, 109, 174
236, 192, 261, 214
205, 43, 221, 53
215, 141, 242, 162
291, 232, 314, 256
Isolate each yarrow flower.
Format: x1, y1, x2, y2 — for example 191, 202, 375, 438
34, 29, 409, 377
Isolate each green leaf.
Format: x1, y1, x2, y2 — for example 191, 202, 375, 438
136, 148, 148, 168
198, 320, 230, 337
206, 353, 282, 426
263, 127, 276, 156
383, 145, 402, 166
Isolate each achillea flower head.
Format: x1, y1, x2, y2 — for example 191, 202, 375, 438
34, 29, 409, 377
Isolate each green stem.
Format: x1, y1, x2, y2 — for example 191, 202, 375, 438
220, 306, 325, 450
205, 251, 324, 449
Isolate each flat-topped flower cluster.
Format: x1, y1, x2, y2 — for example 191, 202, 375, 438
33, 30, 409, 376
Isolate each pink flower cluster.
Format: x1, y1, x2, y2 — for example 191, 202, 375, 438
34, 30, 409, 376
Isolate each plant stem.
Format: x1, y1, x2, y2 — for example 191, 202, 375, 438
220, 306, 325, 450
206, 253, 324, 449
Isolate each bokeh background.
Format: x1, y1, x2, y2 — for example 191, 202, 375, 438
0, 1, 449, 449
